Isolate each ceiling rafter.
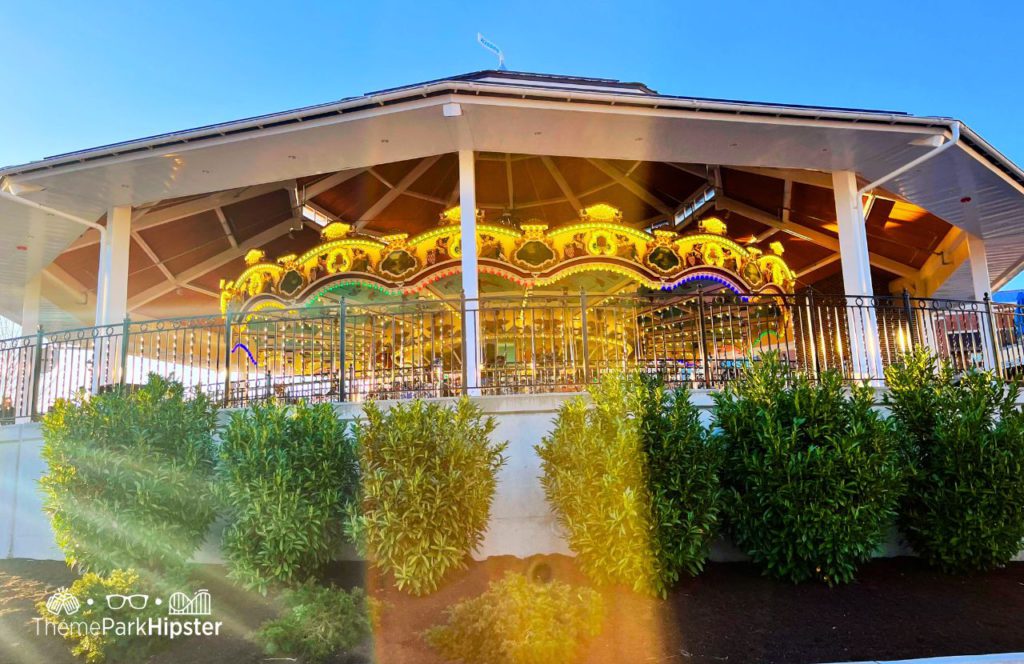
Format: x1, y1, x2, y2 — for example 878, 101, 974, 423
303, 167, 368, 199
540, 156, 583, 213
586, 158, 673, 215
214, 207, 238, 248
505, 154, 514, 210
716, 195, 917, 279
128, 217, 297, 310
131, 231, 175, 284
355, 155, 442, 229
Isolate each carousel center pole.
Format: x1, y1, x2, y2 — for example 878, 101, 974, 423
459, 149, 482, 396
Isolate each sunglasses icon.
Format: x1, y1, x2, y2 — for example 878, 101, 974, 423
105, 594, 149, 610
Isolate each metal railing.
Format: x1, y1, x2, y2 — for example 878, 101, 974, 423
2, 291, 1021, 423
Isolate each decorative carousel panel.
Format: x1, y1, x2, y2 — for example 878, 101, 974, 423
220, 204, 796, 313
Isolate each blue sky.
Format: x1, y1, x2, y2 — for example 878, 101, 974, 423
4, 1, 1024, 289
3, 1, 1022, 167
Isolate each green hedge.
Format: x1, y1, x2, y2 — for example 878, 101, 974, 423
347, 398, 507, 595
886, 348, 1024, 572
40, 375, 218, 582
714, 354, 903, 584
218, 400, 359, 593
537, 373, 723, 596
425, 572, 603, 664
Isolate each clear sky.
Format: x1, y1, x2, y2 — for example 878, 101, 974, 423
3, 0, 1022, 167
4, 0, 1024, 290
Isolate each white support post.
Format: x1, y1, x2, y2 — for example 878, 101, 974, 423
832, 171, 884, 382
21, 273, 41, 336
967, 232, 996, 369
459, 150, 481, 396
15, 274, 42, 422
94, 206, 132, 388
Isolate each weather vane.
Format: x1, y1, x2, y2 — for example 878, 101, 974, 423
477, 33, 507, 70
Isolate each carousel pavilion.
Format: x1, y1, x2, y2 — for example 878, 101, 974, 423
3, 70, 1024, 419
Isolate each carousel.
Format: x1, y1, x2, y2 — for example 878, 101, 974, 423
216, 203, 798, 399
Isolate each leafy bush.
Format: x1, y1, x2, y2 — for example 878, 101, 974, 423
257, 584, 376, 663
40, 375, 218, 581
425, 572, 603, 664
218, 400, 359, 593
714, 354, 903, 584
347, 398, 507, 596
537, 373, 723, 596
36, 569, 166, 663
885, 348, 1024, 572
641, 377, 724, 589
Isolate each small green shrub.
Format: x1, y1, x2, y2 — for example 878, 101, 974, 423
885, 348, 1024, 572
425, 572, 604, 664
257, 584, 376, 663
714, 354, 903, 584
36, 569, 166, 663
218, 400, 359, 593
537, 373, 722, 596
641, 378, 724, 589
347, 398, 507, 596
40, 374, 218, 581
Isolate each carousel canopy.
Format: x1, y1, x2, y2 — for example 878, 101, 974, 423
2, 70, 1024, 328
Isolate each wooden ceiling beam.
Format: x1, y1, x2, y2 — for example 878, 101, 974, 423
355, 156, 441, 229
716, 195, 917, 279
540, 156, 583, 213
131, 231, 175, 284
128, 217, 296, 310
586, 158, 673, 215
796, 253, 841, 278
214, 207, 238, 248
303, 167, 368, 200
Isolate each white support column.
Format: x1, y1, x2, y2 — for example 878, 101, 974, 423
93, 206, 132, 389
832, 171, 884, 381
21, 273, 41, 335
967, 232, 996, 369
458, 150, 481, 396
15, 274, 43, 422
95, 205, 132, 327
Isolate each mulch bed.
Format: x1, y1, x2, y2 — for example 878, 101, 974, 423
2, 555, 1023, 664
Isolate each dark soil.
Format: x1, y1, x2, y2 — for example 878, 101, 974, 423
2, 556, 1023, 664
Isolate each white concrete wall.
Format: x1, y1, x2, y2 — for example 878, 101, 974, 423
3, 392, 1021, 564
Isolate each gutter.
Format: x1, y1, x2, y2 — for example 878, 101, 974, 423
0, 80, 957, 179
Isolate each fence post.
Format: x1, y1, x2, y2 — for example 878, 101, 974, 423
984, 293, 1004, 377
459, 290, 468, 396
902, 289, 916, 349
338, 298, 347, 402
119, 317, 130, 386
29, 326, 43, 421
579, 289, 590, 385
805, 288, 821, 380
696, 290, 711, 388
222, 311, 233, 408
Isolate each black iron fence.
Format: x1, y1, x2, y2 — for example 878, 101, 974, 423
2, 292, 1022, 423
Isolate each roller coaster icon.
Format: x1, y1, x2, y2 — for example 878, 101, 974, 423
167, 589, 212, 616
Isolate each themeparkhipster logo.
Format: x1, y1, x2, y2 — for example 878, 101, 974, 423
35, 587, 223, 640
